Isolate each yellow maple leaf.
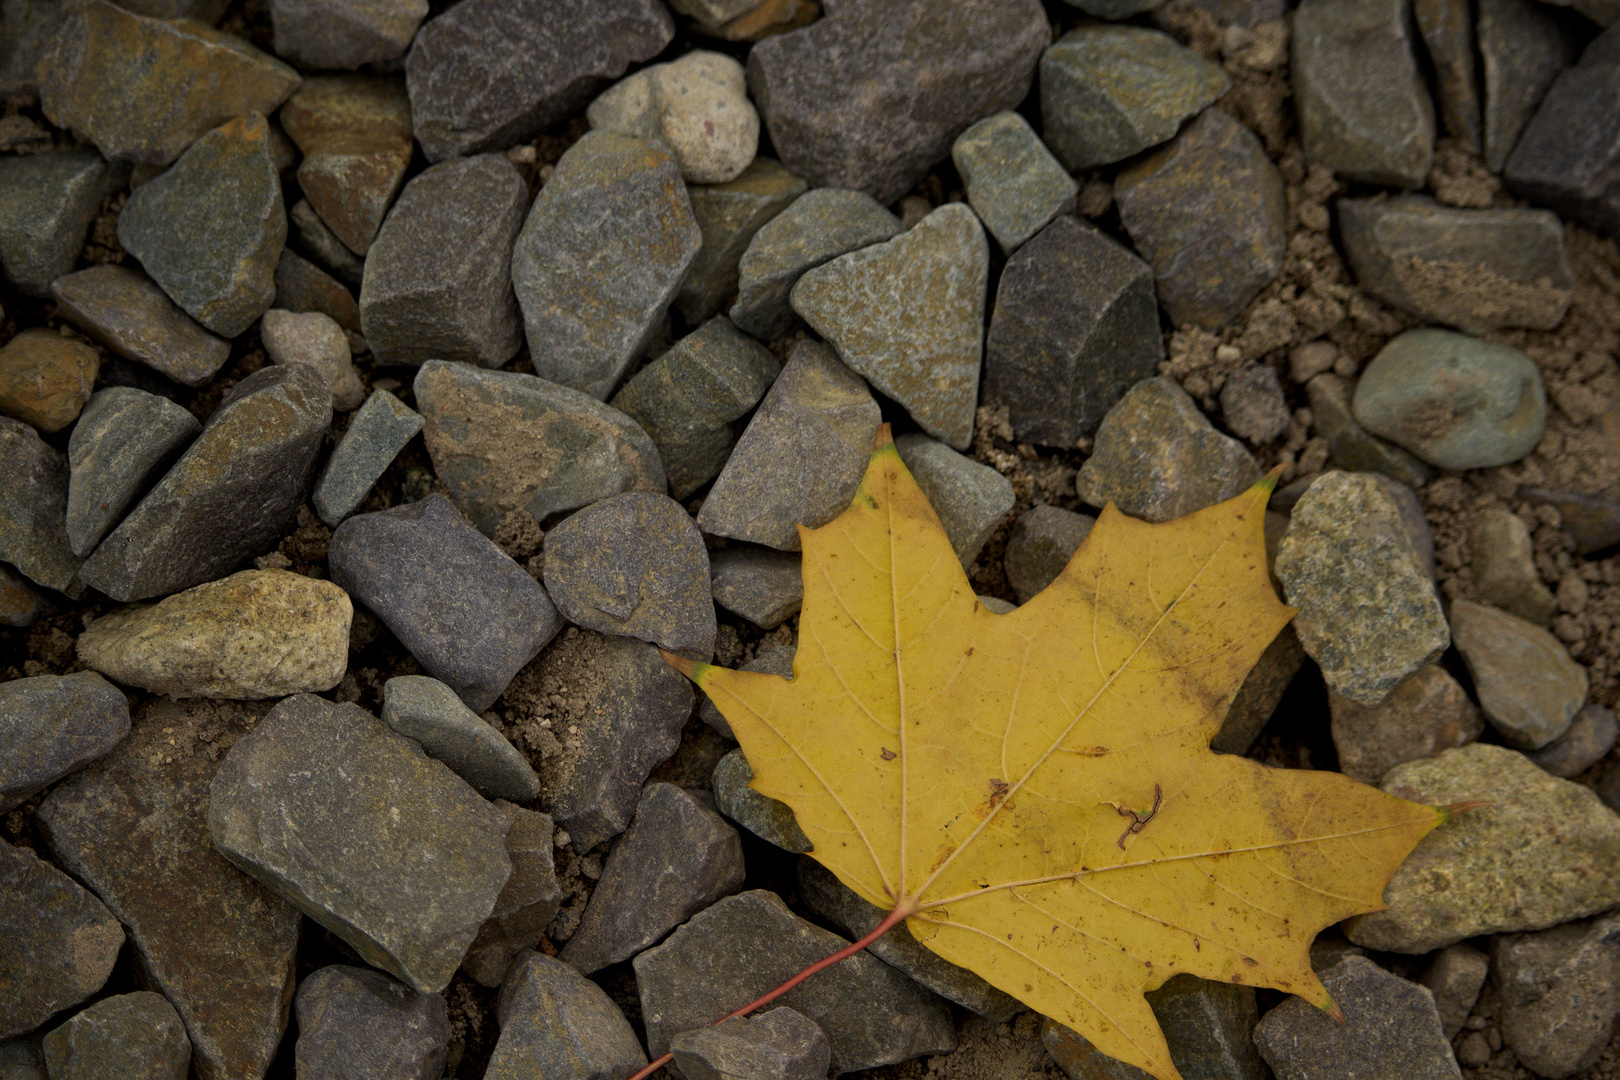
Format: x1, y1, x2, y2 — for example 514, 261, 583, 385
674, 428, 1444, 1080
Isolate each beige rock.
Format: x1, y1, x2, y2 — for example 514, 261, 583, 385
260, 309, 365, 411
1470, 507, 1557, 625
587, 51, 759, 184
0, 330, 100, 433
78, 569, 351, 699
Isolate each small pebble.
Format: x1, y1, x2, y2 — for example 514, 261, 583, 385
462, 802, 561, 988
1450, 598, 1586, 750
0, 671, 129, 812
710, 546, 803, 630
712, 746, 811, 851
950, 111, 1077, 253
312, 389, 423, 527
0, 329, 100, 434
1329, 664, 1483, 785
1469, 506, 1558, 625
1420, 943, 1488, 1040
588, 50, 759, 184
1003, 504, 1096, 604
675, 158, 805, 324
0, 416, 83, 596
1220, 363, 1291, 444
1492, 912, 1620, 1078
259, 309, 365, 411
895, 433, 1015, 568
0, 147, 126, 297
486, 952, 647, 1079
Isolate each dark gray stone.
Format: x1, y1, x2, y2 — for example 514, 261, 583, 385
609, 317, 780, 500
1526, 703, 1618, 778
1478, 0, 1579, 173
677, 158, 806, 325
117, 113, 286, 338
36, 696, 300, 1080
488, 951, 647, 1080
382, 675, 540, 802
405, 0, 673, 162
0, 840, 123, 1040
0, 671, 128, 812
1292, 0, 1435, 187
1043, 975, 1269, 1080
951, 111, 1077, 254
696, 341, 882, 551
1328, 665, 1483, 785
1003, 504, 1096, 604
312, 389, 423, 527
289, 198, 364, 288
710, 546, 802, 630
634, 890, 956, 1072
208, 694, 513, 993
66, 387, 199, 557
1420, 943, 1488, 1040
746, 0, 1049, 204
275, 248, 360, 334
1220, 364, 1290, 444
561, 782, 746, 975
1213, 623, 1308, 756
712, 746, 811, 852
894, 433, 1014, 568
983, 215, 1161, 447
329, 493, 563, 712
701, 648, 795, 741
42, 992, 191, 1080
0, 562, 55, 628
0, 0, 71, 95
50, 265, 231, 388
413, 360, 666, 538
1338, 196, 1573, 333
294, 965, 450, 1080
359, 154, 527, 369
1450, 599, 1586, 750
1116, 108, 1287, 329
1415, 0, 1480, 151
271, 0, 427, 71
1305, 373, 1432, 490
542, 492, 716, 661
671, 1008, 831, 1080
79, 364, 330, 602
462, 801, 561, 988
1492, 912, 1620, 1078
0, 1037, 45, 1080
0, 416, 81, 595
730, 188, 901, 340
0, 147, 126, 297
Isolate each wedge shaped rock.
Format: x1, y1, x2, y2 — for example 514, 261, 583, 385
488, 952, 647, 1080
271, 0, 428, 71
1004, 504, 1096, 605
712, 745, 811, 851
312, 389, 423, 527
42, 991, 192, 1080
672, 1009, 831, 1080
382, 676, 539, 802
1329, 665, 1483, 785
0, 417, 81, 596
51, 266, 230, 388
462, 802, 561, 988
294, 965, 450, 1080
1449, 599, 1586, 750
950, 111, 1077, 254
0, 147, 126, 298
66, 388, 199, 558
1479, 0, 1578, 173
894, 433, 1014, 568
709, 546, 802, 630
676, 158, 805, 324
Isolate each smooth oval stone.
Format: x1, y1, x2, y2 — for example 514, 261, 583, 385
1352, 328, 1546, 470
0, 671, 129, 812
42, 991, 191, 1080
1449, 598, 1587, 750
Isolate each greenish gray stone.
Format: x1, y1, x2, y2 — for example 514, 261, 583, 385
293, 964, 448, 1080
796, 859, 1021, 1022
701, 647, 794, 741
1339, 196, 1573, 333
951, 111, 1077, 254
67, 387, 200, 557
696, 341, 881, 551
1450, 599, 1586, 750
1327, 664, 1484, 785
1305, 373, 1432, 490
672, 1009, 830, 1080
290, 198, 364, 288
208, 694, 514, 993
117, 113, 286, 338
0, 671, 128, 812
512, 132, 702, 400
1416, 0, 1480, 151
51, 265, 231, 388
542, 492, 716, 660
983, 215, 1162, 447
1219, 363, 1290, 444
313, 389, 423, 527
1479, 0, 1579, 173
0, 147, 127, 297
79, 364, 331, 602
43, 992, 191, 1080
488, 952, 646, 1080
1040, 26, 1229, 172
1116, 108, 1287, 329
676, 158, 805, 324
1352, 328, 1547, 470
1045, 974, 1268, 1080
1275, 471, 1448, 705
1525, 703, 1617, 778
709, 545, 802, 630
609, 316, 780, 500
1470, 507, 1557, 625
712, 747, 810, 851
0, 1037, 45, 1080
730, 187, 901, 340
1076, 377, 1260, 524
382, 675, 540, 802
0, 416, 82, 595
1492, 912, 1620, 1078
1003, 504, 1096, 604
275, 248, 360, 333
462, 801, 561, 988
1292, 0, 1435, 187
412, 360, 665, 537
792, 203, 987, 450
895, 433, 1014, 568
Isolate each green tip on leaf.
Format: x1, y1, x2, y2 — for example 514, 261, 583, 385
659, 648, 708, 684
871, 423, 896, 455
1255, 465, 1286, 496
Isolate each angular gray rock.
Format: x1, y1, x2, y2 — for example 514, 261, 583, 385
117, 113, 285, 338
271, 0, 428, 71
1329, 665, 1483, 785
42, 992, 191, 1080
676, 157, 807, 324
709, 546, 802, 630
951, 111, 1077, 254
1116, 108, 1287, 329
289, 198, 364, 288
894, 433, 1014, 568
700, 648, 795, 741
50, 265, 230, 388
1306, 372, 1432, 490
712, 746, 811, 852
329, 493, 562, 712
1526, 703, 1618, 778
359, 154, 527, 368
1478, 0, 1579, 173
274, 248, 360, 333
671, 1009, 831, 1080
66, 387, 200, 557
561, 782, 746, 975
462, 802, 561, 988
696, 341, 882, 551
634, 890, 956, 1071
1044, 975, 1271, 1080
1491, 912, 1620, 1079
0, 147, 126, 297
1449, 599, 1587, 750
1416, 0, 1480, 151
983, 215, 1162, 447
413, 360, 666, 537
746, 0, 1049, 204
294, 965, 450, 1080
405, 0, 674, 162
512, 132, 702, 400
488, 952, 647, 1080
382, 676, 541, 802
1004, 504, 1097, 604
0, 671, 129, 812
78, 364, 330, 602
1420, 943, 1488, 1040
609, 316, 781, 500
208, 694, 514, 993
0, 416, 81, 595
312, 389, 424, 527
730, 187, 901, 340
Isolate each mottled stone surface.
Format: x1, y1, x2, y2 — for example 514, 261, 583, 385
66, 387, 199, 558
271, 0, 428, 71
0, 147, 125, 297
675, 158, 805, 324
713, 745, 812, 852
487, 952, 646, 1080
328, 494, 561, 712
709, 546, 802, 630
894, 433, 1014, 568
1116, 108, 1287, 329
1421, 944, 1489, 1040
1040, 26, 1229, 172
792, 203, 986, 450
382, 675, 538, 802
1347, 743, 1620, 952
1329, 665, 1483, 785
79, 364, 330, 602
984, 216, 1161, 447
701, 648, 795, 741
1450, 599, 1587, 750
413, 361, 666, 537
672, 1009, 831, 1080
42, 991, 192, 1080
1043, 974, 1270, 1080
951, 111, 1077, 253
290, 197, 364, 287
512, 132, 701, 400
0, 416, 81, 595
405, 0, 673, 162
359, 154, 527, 368
746, 0, 1049, 203
294, 965, 449, 1080
1003, 504, 1096, 604
0, 329, 99, 434
588, 50, 760, 185
208, 694, 513, 993
51, 266, 230, 388
462, 802, 560, 987
37, 0, 298, 166
0, 0, 72, 95
312, 389, 423, 527
117, 113, 286, 338
1478, 0, 1578, 173
0, 671, 128, 811
1492, 912, 1620, 1078
259, 309, 364, 411
695, 341, 881, 551
1526, 703, 1618, 778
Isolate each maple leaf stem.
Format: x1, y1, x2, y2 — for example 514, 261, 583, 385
622, 898, 918, 1080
